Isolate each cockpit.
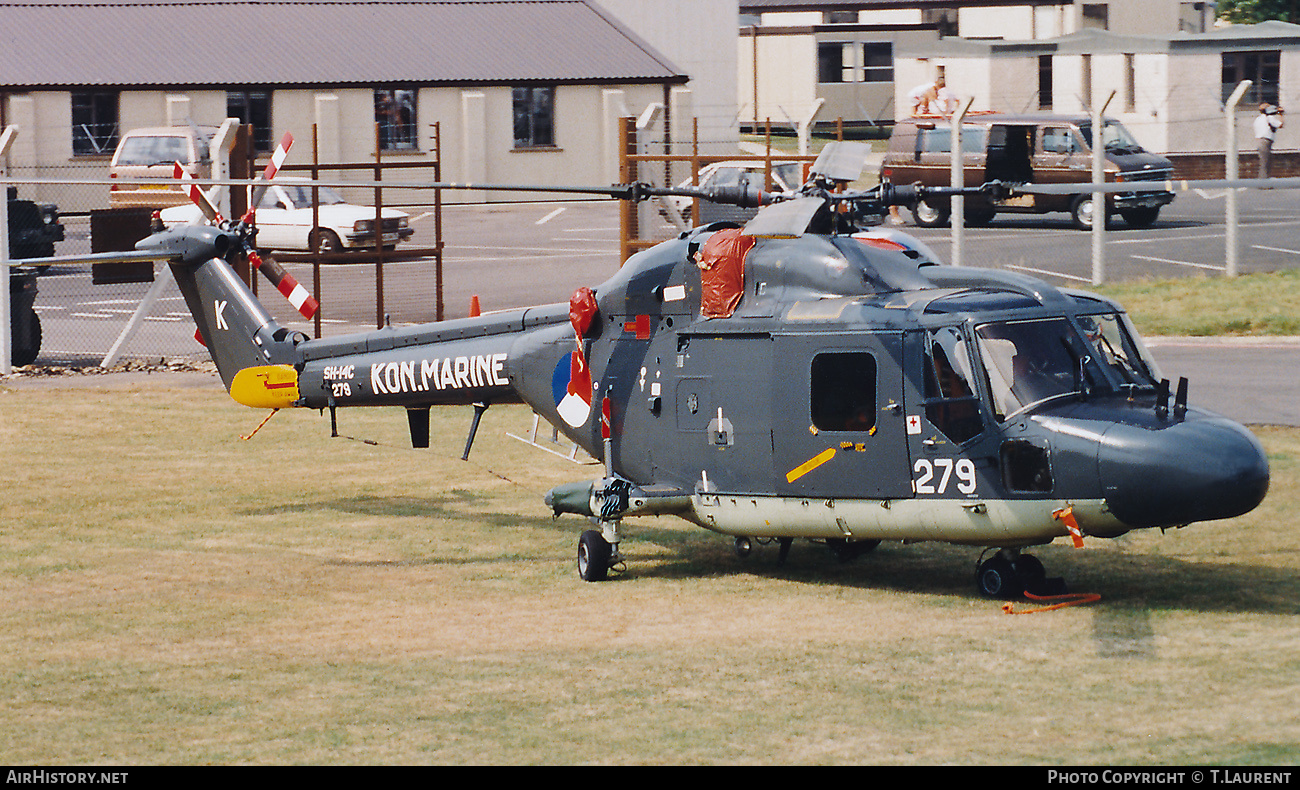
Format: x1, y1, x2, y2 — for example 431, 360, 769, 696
923, 310, 1162, 440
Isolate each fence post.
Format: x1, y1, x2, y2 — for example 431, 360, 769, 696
1, 125, 16, 374
950, 97, 973, 267
1224, 80, 1252, 278
1091, 90, 1115, 285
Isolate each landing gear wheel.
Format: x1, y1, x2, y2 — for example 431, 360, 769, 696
911, 198, 951, 228
827, 538, 881, 563
577, 529, 612, 582
734, 536, 753, 559
977, 555, 1024, 599
1013, 553, 1046, 584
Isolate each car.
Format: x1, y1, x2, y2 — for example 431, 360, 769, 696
161, 178, 415, 252
661, 160, 804, 224
110, 126, 218, 209
880, 113, 1175, 230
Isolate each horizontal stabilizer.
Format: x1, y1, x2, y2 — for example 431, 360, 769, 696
231, 365, 300, 409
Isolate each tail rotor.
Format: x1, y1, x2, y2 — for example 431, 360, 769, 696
174, 130, 319, 324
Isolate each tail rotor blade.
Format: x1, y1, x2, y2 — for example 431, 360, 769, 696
251, 132, 294, 209
249, 250, 319, 320
175, 161, 224, 224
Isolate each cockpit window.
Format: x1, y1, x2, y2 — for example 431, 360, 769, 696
923, 327, 984, 443
975, 318, 1096, 421
1076, 313, 1161, 386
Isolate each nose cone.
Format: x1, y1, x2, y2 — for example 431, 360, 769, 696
1100, 414, 1269, 529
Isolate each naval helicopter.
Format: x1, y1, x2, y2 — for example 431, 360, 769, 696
12, 142, 1271, 598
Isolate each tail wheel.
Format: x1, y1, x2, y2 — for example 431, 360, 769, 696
577, 529, 612, 582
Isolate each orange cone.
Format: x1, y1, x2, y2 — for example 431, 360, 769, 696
469, 295, 481, 317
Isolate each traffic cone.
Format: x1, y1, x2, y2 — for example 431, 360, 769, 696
469, 295, 481, 317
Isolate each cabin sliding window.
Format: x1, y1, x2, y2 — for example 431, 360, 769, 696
810, 352, 877, 432
922, 327, 984, 444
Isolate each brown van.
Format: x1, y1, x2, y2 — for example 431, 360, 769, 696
880, 113, 1175, 230
108, 126, 218, 208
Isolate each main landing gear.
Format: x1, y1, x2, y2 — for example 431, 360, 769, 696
577, 523, 624, 582
976, 549, 1068, 599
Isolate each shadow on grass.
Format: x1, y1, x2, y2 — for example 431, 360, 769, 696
242, 494, 1298, 616
622, 523, 1300, 616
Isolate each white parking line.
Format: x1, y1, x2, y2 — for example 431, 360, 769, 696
1252, 244, 1300, 255
1004, 263, 1093, 283
536, 207, 566, 225
1130, 254, 1224, 272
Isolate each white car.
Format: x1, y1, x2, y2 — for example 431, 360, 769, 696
661, 160, 804, 218
161, 178, 414, 252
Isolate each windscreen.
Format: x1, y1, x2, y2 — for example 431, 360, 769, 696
975, 318, 1093, 420
1075, 312, 1162, 386
1077, 120, 1144, 154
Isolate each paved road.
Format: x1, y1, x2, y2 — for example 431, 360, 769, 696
20, 194, 1300, 424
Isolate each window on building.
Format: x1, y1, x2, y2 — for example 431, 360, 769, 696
1222, 51, 1280, 106
71, 91, 119, 156
824, 11, 858, 24
1038, 55, 1053, 110
374, 89, 417, 151
1081, 54, 1093, 110
818, 43, 846, 84
1123, 54, 1136, 112
512, 86, 555, 148
227, 91, 272, 153
1082, 3, 1109, 30
862, 42, 893, 83
1179, 2, 1207, 33
810, 352, 877, 433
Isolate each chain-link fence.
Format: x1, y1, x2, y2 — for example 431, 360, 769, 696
7, 107, 1300, 372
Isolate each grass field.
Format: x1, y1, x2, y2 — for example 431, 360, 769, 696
1, 384, 1297, 765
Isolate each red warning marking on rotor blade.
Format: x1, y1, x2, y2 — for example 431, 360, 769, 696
262, 133, 293, 180
175, 162, 222, 223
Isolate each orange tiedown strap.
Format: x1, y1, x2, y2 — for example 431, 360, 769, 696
1002, 590, 1102, 615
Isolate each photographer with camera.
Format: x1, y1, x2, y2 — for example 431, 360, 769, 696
1255, 103, 1284, 178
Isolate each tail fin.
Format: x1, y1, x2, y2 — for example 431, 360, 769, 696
155, 228, 299, 391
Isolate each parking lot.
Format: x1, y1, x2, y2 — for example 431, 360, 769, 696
22, 186, 1300, 364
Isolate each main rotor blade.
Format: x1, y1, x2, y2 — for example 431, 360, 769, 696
1012, 175, 1300, 195
5, 249, 179, 269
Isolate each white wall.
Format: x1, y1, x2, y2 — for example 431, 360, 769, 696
592, 0, 739, 149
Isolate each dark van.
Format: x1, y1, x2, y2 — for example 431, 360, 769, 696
880, 113, 1175, 229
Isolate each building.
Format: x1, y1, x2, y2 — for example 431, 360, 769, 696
893, 21, 1300, 155
736, 0, 1223, 128
0, 0, 720, 209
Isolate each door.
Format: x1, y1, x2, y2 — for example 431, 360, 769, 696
772, 333, 913, 499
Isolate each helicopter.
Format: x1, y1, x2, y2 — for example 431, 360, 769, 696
12, 141, 1272, 599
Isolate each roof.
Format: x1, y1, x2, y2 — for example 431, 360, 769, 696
0, 0, 688, 90
898, 20, 1300, 59
740, 0, 1070, 11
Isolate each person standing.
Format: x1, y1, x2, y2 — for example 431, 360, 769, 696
1255, 103, 1284, 178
